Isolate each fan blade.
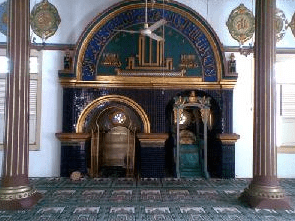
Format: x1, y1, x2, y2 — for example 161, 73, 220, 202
113, 29, 140, 34
147, 19, 167, 32
146, 33, 164, 41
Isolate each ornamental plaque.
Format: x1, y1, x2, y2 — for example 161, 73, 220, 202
30, 0, 61, 41
0, 1, 8, 36
275, 8, 288, 42
226, 4, 255, 44
289, 12, 295, 38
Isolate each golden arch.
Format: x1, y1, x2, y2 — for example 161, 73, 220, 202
75, 2, 224, 82
76, 95, 151, 133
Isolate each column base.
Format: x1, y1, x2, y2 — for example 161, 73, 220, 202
239, 183, 292, 209
0, 186, 42, 210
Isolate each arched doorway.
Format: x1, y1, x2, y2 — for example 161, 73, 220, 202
101, 126, 134, 177
76, 95, 150, 178
166, 90, 221, 178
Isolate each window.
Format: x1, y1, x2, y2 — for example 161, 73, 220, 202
276, 54, 295, 153
0, 49, 42, 150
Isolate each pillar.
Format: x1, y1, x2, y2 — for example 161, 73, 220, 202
217, 133, 240, 178
137, 133, 168, 178
239, 0, 291, 209
0, 0, 42, 210
55, 133, 91, 177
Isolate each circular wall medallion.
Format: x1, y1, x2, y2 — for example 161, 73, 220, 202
275, 8, 288, 42
0, 1, 8, 36
30, 0, 61, 40
226, 4, 255, 44
111, 112, 127, 125
289, 12, 295, 38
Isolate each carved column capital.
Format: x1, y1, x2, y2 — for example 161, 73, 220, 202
217, 133, 240, 145
137, 133, 169, 148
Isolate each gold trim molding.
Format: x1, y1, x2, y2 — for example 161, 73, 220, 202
137, 133, 169, 148
241, 183, 286, 200
0, 186, 38, 201
59, 78, 237, 90
76, 95, 151, 133
217, 133, 240, 145
55, 133, 91, 142
277, 146, 295, 154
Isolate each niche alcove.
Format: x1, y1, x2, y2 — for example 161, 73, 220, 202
76, 95, 149, 178
57, 0, 239, 179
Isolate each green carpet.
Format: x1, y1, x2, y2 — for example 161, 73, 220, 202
0, 178, 295, 220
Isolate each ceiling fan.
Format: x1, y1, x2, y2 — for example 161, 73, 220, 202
115, 0, 167, 41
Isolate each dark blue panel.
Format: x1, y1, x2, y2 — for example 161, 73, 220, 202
221, 144, 235, 178
221, 90, 234, 133
60, 144, 87, 177
141, 147, 166, 178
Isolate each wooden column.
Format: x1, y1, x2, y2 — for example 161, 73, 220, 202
239, 0, 291, 209
0, 0, 42, 210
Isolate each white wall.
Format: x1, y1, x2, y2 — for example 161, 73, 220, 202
278, 154, 295, 178
30, 0, 250, 45
232, 53, 254, 178
208, 0, 255, 46
30, 0, 121, 44
1, 0, 295, 46
233, 53, 295, 178
27, 0, 295, 48
28, 51, 63, 177
276, 55, 295, 178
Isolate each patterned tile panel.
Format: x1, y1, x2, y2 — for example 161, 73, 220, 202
0, 178, 295, 220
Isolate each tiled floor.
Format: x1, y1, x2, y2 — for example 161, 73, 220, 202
0, 178, 295, 220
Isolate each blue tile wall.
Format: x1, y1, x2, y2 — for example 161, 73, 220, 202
62, 88, 229, 133
221, 90, 233, 133
62, 89, 76, 132
220, 144, 235, 178
140, 147, 166, 178
61, 88, 234, 178
60, 144, 88, 177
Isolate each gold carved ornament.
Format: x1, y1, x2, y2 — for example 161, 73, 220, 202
226, 4, 255, 45
227, 5, 289, 44
289, 12, 295, 38
30, 0, 61, 42
275, 8, 288, 42
0, 1, 8, 36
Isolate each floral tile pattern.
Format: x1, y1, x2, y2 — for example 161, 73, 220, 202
0, 177, 295, 220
